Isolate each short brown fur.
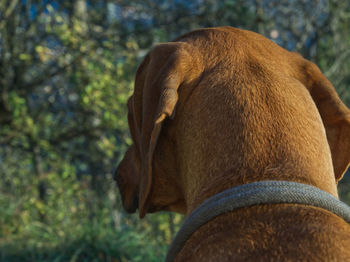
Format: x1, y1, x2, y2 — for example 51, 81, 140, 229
116, 27, 350, 261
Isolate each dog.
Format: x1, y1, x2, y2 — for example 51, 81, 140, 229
115, 26, 350, 261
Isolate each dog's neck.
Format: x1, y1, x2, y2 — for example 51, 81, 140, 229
175, 89, 339, 216
179, 147, 338, 216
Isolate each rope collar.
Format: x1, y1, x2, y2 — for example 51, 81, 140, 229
165, 180, 350, 262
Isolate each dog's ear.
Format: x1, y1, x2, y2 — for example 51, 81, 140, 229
134, 43, 201, 218
304, 62, 350, 182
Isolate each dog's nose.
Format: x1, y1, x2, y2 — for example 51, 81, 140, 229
113, 166, 119, 183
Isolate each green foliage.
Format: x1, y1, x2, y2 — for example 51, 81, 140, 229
1, 201, 168, 262
0, 167, 175, 261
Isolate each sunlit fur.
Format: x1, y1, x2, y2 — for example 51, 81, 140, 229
116, 27, 350, 261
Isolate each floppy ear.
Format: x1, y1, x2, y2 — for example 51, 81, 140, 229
135, 43, 202, 218
305, 62, 350, 182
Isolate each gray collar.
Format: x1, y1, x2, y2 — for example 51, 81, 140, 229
165, 180, 350, 262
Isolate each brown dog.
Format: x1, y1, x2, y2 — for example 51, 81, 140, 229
116, 26, 350, 261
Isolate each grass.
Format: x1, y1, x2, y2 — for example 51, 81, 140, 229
0, 218, 168, 262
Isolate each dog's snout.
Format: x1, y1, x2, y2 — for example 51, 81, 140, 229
113, 165, 123, 191
113, 166, 118, 182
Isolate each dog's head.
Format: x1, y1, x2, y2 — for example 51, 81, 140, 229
297, 61, 350, 183
115, 42, 203, 217
115, 28, 350, 218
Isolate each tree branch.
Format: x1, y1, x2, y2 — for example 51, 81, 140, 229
0, 0, 19, 28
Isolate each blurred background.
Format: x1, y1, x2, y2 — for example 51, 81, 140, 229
0, 0, 349, 261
